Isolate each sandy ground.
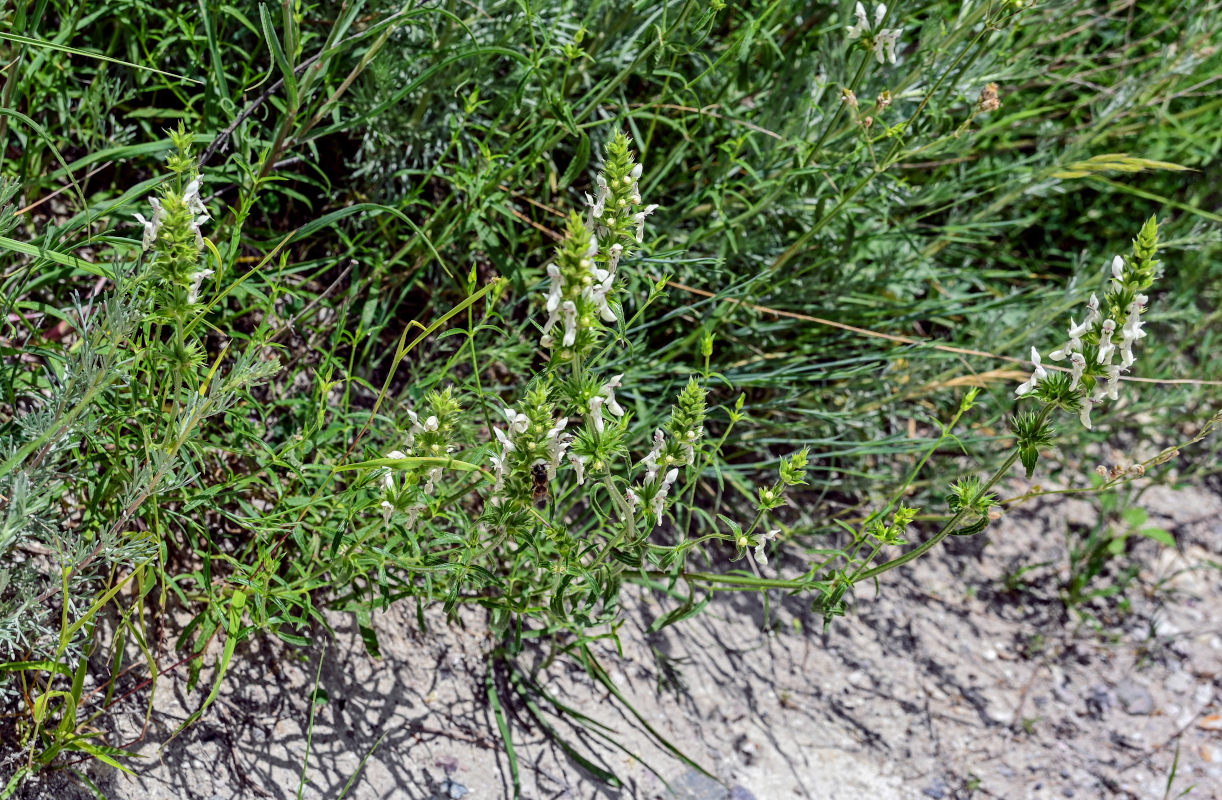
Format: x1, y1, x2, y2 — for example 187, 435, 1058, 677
8, 479, 1222, 800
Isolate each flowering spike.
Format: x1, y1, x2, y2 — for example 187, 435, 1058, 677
1015, 218, 1159, 430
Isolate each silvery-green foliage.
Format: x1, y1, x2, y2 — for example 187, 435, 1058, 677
0, 137, 278, 707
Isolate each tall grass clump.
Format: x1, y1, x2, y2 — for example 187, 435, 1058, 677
1, 0, 1219, 793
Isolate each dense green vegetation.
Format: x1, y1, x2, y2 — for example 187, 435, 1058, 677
1, 0, 1218, 791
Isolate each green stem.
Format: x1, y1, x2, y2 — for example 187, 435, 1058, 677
853, 403, 1054, 583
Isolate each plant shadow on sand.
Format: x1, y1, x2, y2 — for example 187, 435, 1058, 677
15, 484, 1222, 800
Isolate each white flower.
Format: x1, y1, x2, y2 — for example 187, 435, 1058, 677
846, 2, 870, 39
182, 179, 210, 250
489, 450, 508, 493
1100, 365, 1121, 402
540, 264, 568, 348
423, 467, 441, 494
187, 269, 214, 304
586, 375, 627, 436
134, 212, 159, 251
873, 28, 901, 64
545, 419, 571, 479
650, 468, 680, 524
1015, 347, 1048, 396
753, 529, 781, 565
1110, 254, 1125, 283
1068, 352, 1086, 390
561, 301, 578, 347
492, 426, 514, 454
188, 219, 206, 250
1067, 316, 1090, 340
382, 450, 408, 492
599, 374, 626, 418
1050, 317, 1088, 361
1119, 297, 1147, 368
846, 3, 899, 63
583, 267, 617, 323
183, 177, 209, 220
138, 196, 169, 251
607, 243, 624, 274
640, 428, 666, 481
569, 453, 588, 485
1078, 395, 1095, 429
503, 407, 531, 435
633, 204, 659, 243
1119, 340, 1136, 369
586, 174, 609, 220
630, 163, 642, 181
1096, 318, 1116, 364
624, 488, 639, 522
544, 264, 564, 313
540, 321, 558, 348
1120, 316, 1145, 368
1085, 293, 1102, 327
589, 395, 607, 434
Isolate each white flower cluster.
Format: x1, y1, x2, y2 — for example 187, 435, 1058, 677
565, 375, 626, 487
540, 242, 627, 351
379, 450, 421, 526
489, 406, 571, 500
1016, 255, 1149, 429
405, 409, 449, 491
183, 178, 210, 248
753, 529, 781, 565
629, 429, 679, 527
138, 177, 209, 250
587, 374, 625, 434
585, 161, 659, 245
846, 2, 902, 64
134, 176, 214, 303
377, 392, 468, 524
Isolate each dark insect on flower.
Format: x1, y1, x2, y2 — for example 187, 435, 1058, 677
531, 462, 550, 507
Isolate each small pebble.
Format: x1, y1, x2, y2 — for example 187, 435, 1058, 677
1116, 682, 1154, 716
441, 779, 468, 799
1165, 671, 1194, 694
1153, 618, 1182, 638
1084, 685, 1111, 717
922, 778, 947, 799
671, 769, 727, 800
1199, 714, 1222, 731
730, 787, 757, 800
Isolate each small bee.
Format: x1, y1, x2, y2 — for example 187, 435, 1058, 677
531, 463, 550, 507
